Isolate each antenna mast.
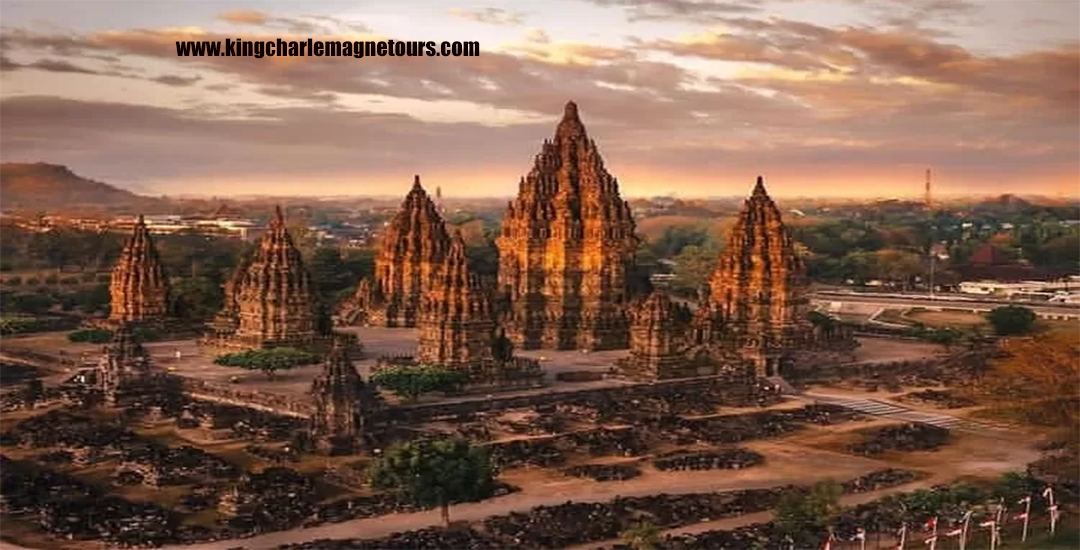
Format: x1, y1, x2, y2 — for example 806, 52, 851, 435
924, 168, 932, 210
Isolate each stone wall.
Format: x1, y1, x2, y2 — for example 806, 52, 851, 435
384, 373, 764, 424
175, 377, 314, 418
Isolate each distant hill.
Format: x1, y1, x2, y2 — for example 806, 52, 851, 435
0, 162, 165, 212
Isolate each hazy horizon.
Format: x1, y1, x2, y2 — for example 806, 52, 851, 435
1, 0, 1078, 199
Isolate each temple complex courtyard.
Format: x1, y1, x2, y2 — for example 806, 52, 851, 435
0, 327, 1048, 550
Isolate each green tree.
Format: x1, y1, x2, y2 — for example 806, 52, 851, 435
370, 438, 494, 526
371, 364, 467, 402
620, 520, 662, 550
774, 479, 843, 545
309, 247, 352, 302
671, 245, 718, 297
987, 305, 1037, 336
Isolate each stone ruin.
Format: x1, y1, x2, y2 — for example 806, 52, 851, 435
496, 101, 640, 351
202, 206, 332, 352
336, 175, 451, 328
309, 336, 382, 454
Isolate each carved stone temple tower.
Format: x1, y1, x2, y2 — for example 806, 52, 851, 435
701, 177, 814, 377
336, 176, 451, 328
109, 215, 170, 324
416, 230, 497, 374
496, 101, 639, 350
207, 207, 326, 351
309, 337, 376, 453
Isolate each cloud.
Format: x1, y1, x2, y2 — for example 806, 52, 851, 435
589, 0, 759, 23
150, 74, 202, 87
448, 7, 526, 26
0, 5, 1076, 197
217, 9, 371, 34
219, 9, 268, 26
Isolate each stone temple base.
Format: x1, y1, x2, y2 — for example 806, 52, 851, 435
198, 332, 341, 357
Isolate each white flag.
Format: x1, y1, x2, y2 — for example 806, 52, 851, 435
979, 520, 996, 528
854, 528, 866, 541
924, 536, 938, 545
1018, 496, 1031, 505
1014, 512, 1029, 520
1043, 487, 1054, 499
945, 528, 963, 537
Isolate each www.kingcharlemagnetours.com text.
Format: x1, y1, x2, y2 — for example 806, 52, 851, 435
176, 38, 480, 58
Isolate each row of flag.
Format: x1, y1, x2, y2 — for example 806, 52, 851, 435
820, 486, 1060, 550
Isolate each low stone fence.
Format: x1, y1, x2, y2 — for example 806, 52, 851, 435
175, 377, 314, 418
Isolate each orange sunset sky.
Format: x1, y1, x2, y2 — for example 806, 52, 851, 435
0, 0, 1078, 198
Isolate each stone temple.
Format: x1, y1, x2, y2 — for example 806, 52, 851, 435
109, 215, 171, 325
697, 176, 850, 377
416, 231, 498, 374
310, 336, 379, 453
204, 207, 328, 351
496, 101, 640, 351
337, 176, 451, 328
621, 291, 697, 380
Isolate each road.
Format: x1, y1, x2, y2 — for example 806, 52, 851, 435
809, 291, 1080, 319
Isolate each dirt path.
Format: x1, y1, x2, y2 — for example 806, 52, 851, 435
159, 446, 886, 550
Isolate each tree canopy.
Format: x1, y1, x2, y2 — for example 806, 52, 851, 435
986, 305, 1037, 336
369, 437, 494, 525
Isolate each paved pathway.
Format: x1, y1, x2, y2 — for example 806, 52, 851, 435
799, 392, 1011, 435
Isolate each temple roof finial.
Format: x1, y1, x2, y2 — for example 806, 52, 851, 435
752, 176, 768, 197
272, 205, 285, 226
564, 100, 579, 120
412, 174, 423, 192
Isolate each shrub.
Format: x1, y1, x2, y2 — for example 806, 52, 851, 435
213, 347, 320, 378
371, 364, 468, 401
0, 316, 51, 335
5, 277, 22, 287
25, 278, 40, 286
68, 328, 114, 344
59, 276, 79, 285
43, 275, 59, 285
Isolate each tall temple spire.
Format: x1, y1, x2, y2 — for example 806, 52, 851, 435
704, 176, 812, 377
223, 207, 322, 348
109, 214, 170, 323
497, 101, 639, 351
417, 228, 497, 370
336, 176, 451, 328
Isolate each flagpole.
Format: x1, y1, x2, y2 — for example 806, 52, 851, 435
994, 498, 1005, 550
1021, 495, 1032, 542
960, 511, 972, 550
898, 523, 907, 550
1044, 486, 1058, 535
